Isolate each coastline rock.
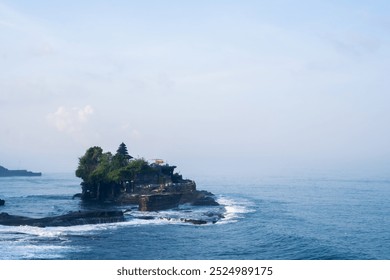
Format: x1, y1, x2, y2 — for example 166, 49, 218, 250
0, 199, 4, 206
72, 193, 82, 199
136, 216, 155, 220
138, 193, 181, 211
0, 210, 124, 227
179, 190, 219, 206
182, 219, 208, 225
115, 193, 140, 204
0, 165, 41, 177
115, 188, 219, 211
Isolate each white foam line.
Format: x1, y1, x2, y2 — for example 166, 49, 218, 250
0, 195, 253, 236
0, 216, 184, 238
217, 196, 255, 224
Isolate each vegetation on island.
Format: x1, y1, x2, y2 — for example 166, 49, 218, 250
75, 143, 182, 201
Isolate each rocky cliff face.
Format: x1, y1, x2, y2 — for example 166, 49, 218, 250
138, 193, 182, 211
115, 180, 219, 211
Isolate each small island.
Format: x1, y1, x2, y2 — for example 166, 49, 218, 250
0, 143, 221, 227
75, 143, 219, 211
0, 165, 41, 177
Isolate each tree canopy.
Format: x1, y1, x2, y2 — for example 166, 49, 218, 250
75, 143, 147, 201
116, 142, 132, 159
112, 142, 133, 169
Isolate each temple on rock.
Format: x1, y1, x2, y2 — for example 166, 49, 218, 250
75, 143, 218, 211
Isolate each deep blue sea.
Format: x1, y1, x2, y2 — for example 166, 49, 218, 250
0, 173, 389, 260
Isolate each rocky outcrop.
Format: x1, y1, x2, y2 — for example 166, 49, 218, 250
0, 210, 124, 227
75, 144, 219, 212
0, 165, 41, 177
115, 184, 219, 211
138, 193, 182, 211
179, 190, 220, 206
112, 178, 219, 211
182, 219, 208, 225
154, 182, 219, 207
0, 199, 4, 206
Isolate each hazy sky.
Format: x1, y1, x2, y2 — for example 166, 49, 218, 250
1, 1, 390, 176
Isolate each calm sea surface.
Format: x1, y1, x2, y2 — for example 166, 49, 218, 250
0, 173, 389, 260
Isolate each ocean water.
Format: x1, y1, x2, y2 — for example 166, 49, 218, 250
0, 173, 389, 260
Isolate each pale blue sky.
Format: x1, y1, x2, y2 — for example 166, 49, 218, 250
1, 1, 390, 176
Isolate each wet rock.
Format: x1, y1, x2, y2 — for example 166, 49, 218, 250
115, 193, 140, 204
136, 216, 155, 220
180, 190, 219, 206
182, 219, 208, 225
118, 189, 219, 211
0, 210, 124, 227
138, 193, 182, 211
72, 193, 82, 199
191, 196, 220, 206
205, 213, 224, 224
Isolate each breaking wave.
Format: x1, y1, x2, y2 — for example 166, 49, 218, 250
0, 194, 254, 259
216, 196, 256, 224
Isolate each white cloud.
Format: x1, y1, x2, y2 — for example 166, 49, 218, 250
47, 105, 94, 134
77, 105, 94, 122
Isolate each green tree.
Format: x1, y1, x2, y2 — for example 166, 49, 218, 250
112, 142, 133, 169
76, 147, 117, 201
75, 146, 104, 182
116, 142, 131, 158
75, 145, 161, 201
120, 158, 151, 180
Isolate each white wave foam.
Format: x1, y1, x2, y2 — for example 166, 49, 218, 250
0, 214, 184, 240
217, 196, 255, 224
0, 225, 79, 260
0, 195, 255, 259
0, 196, 254, 235
0, 222, 121, 240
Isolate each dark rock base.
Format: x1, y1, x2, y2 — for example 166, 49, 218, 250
0, 210, 124, 227
116, 190, 219, 211
179, 190, 220, 206
138, 193, 182, 211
